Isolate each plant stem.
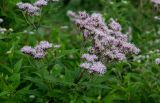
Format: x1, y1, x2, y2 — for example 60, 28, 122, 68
22, 12, 38, 30
38, 8, 43, 28
74, 70, 85, 84
22, 12, 32, 26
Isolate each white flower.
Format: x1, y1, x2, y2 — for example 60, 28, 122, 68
0, 18, 3, 23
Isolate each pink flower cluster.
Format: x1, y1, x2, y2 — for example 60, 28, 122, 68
80, 54, 106, 74
17, 0, 48, 16
17, 2, 40, 16
67, 11, 140, 61
151, 0, 160, 5
21, 41, 52, 59
34, 0, 48, 7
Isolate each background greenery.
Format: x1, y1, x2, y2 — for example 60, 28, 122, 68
0, 0, 160, 103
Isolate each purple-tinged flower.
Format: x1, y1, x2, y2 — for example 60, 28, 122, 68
68, 11, 140, 64
83, 29, 90, 38
90, 62, 106, 74
79, 11, 88, 19
33, 48, 46, 59
80, 53, 106, 75
37, 41, 52, 50
81, 54, 98, 62
80, 61, 106, 74
34, 0, 48, 7
27, 6, 39, 15
21, 41, 52, 59
80, 62, 91, 69
17, 2, 40, 16
51, 0, 59, 2
155, 58, 160, 64
151, 0, 160, 5
115, 52, 126, 60
16, 2, 26, 10
67, 11, 78, 21
21, 46, 35, 55
109, 19, 122, 31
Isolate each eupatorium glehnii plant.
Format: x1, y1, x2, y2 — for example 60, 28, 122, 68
67, 11, 140, 74
17, 0, 48, 16
16, 0, 58, 30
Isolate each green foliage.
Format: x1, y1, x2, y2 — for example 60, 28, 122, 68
0, 0, 160, 103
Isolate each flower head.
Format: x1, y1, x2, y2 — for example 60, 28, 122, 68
109, 19, 122, 31
37, 41, 52, 50
21, 46, 35, 55
81, 54, 98, 62
17, 2, 40, 16
34, 0, 48, 7
80, 61, 106, 74
21, 41, 52, 59
155, 58, 160, 64
80, 62, 92, 69
33, 46, 46, 59
151, 0, 160, 5
80, 53, 106, 75
90, 62, 106, 74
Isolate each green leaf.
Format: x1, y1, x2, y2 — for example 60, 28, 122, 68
9, 73, 21, 88
0, 91, 9, 97
14, 59, 23, 73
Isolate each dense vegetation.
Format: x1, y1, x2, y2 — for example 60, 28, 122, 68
0, 0, 160, 103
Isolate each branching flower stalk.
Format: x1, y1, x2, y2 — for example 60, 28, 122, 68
17, 0, 58, 30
